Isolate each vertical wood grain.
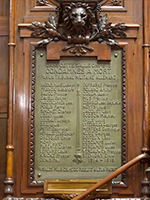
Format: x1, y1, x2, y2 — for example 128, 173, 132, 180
0, 0, 9, 199
0, 119, 7, 200
141, 0, 150, 197
4, 0, 15, 197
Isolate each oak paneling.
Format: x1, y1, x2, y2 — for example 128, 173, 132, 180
0, 0, 9, 199
0, 98, 7, 113
14, 0, 145, 198
0, 37, 8, 113
1, 0, 150, 198
0, 37, 8, 84
0, 119, 7, 200
0, 85, 7, 98
0, 0, 9, 16
0, 84, 8, 113
0, 17, 9, 36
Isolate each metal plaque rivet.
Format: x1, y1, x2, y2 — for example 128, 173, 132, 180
40, 53, 43, 57
38, 173, 41, 177
114, 54, 118, 57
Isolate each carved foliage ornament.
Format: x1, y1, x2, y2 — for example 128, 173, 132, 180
29, 0, 127, 56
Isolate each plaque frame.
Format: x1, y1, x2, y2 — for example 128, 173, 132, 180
3, 0, 147, 197
16, 1, 143, 196
28, 42, 126, 193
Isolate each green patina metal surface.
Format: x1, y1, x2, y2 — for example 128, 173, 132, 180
34, 49, 122, 180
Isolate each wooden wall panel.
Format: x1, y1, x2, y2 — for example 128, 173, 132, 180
0, 119, 7, 200
0, 37, 8, 84
0, 0, 9, 199
0, 1, 9, 16
0, 37, 8, 114
1, 0, 150, 199
12, 0, 147, 198
0, 17, 9, 36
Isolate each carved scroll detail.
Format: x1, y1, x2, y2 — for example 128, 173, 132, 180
105, 0, 122, 6
111, 0, 122, 6
36, 0, 52, 6
28, 0, 127, 56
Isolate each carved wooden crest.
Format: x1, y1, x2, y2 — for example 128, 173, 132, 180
28, 0, 127, 56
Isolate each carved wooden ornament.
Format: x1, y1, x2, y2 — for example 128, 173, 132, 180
28, 0, 127, 56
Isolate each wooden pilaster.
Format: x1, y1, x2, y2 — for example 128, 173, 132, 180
4, 0, 15, 197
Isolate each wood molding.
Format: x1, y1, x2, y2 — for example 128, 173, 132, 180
18, 23, 140, 39
46, 41, 111, 60
0, 113, 8, 118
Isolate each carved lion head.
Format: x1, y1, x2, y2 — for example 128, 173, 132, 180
63, 2, 95, 36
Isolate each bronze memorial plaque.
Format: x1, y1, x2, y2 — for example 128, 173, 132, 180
34, 49, 122, 182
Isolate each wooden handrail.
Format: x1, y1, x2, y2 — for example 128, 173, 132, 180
72, 153, 149, 200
